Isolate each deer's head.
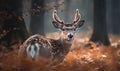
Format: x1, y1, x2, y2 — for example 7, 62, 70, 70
52, 9, 85, 43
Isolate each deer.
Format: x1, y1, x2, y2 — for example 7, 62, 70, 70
18, 9, 85, 64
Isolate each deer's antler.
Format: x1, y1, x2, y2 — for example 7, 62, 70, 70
72, 9, 81, 25
53, 10, 64, 25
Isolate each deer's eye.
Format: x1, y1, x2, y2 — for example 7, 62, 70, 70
63, 31, 67, 34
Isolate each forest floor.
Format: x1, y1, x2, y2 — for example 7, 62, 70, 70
0, 34, 119, 71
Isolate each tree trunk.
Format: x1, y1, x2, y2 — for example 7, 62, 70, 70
0, 0, 29, 47
90, 0, 110, 46
22, 0, 32, 32
30, 0, 44, 35
111, 0, 120, 35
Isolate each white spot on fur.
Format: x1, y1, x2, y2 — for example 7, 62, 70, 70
26, 43, 40, 59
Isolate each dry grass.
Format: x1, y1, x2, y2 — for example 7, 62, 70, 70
0, 34, 119, 71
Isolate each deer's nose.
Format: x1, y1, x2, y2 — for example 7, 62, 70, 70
68, 34, 73, 38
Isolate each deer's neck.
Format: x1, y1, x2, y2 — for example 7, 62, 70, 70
58, 37, 73, 48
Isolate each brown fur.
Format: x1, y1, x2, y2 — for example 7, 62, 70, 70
18, 34, 72, 63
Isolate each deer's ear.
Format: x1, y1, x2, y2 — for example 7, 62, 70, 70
74, 20, 85, 28
52, 21, 62, 29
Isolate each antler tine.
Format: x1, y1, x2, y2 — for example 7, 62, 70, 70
53, 10, 64, 25
72, 9, 81, 25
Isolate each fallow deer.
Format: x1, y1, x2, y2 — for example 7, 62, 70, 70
18, 9, 85, 63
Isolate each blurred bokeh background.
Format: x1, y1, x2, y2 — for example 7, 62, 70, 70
22, 0, 120, 35
0, 0, 120, 46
